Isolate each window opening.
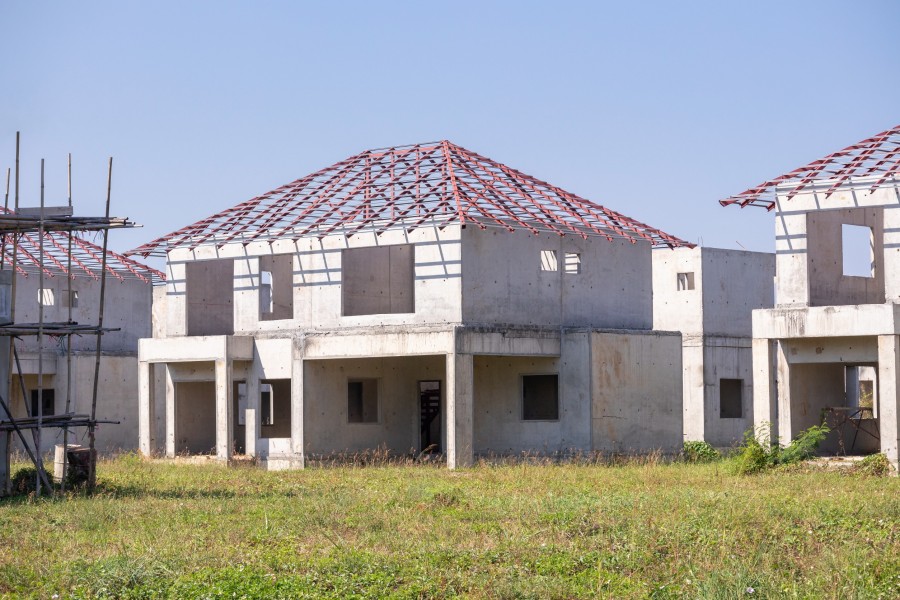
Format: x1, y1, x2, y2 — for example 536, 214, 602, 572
841, 224, 874, 278
564, 253, 581, 274
677, 272, 695, 291
259, 270, 273, 314
540, 250, 558, 272
39, 288, 55, 306
30, 389, 55, 417
522, 374, 559, 420
342, 245, 414, 316
348, 378, 378, 423
62, 290, 78, 308
719, 378, 743, 418
260, 383, 274, 426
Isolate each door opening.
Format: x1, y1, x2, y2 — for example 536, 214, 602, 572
419, 380, 441, 454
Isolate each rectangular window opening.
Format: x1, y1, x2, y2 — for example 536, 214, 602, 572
30, 389, 55, 418
540, 250, 558, 272
522, 374, 559, 421
348, 378, 378, 423
564, 252, 581, 274
342, 245, 414, 316
260, 383, 274, 426
677, 272, 695, 291
719, 378, 743, 419
841, 224, 875, 278
39, 288, 55, 306
259, 254, 294, 320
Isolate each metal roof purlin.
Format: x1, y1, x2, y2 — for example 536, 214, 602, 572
127, 140, 691, 256
720, 124, 900, 210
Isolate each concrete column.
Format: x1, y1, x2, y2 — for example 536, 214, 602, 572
138, 361, 155, 456
165, 364, 176, 458
751, 338, 778, 445
775, 341, 792, 447
290, 338, 305, 466
877, 335, 900, 470
445, 352, 474, 469
214, 359, 234, 461
245, 362, 261, 458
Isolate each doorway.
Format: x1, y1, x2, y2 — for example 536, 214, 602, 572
419, 380, 441, 454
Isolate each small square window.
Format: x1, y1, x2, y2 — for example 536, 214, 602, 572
522, 374, 559, 421
348, 379, 378, 423
540, 250, 558, 272
564, 253, 581, 274
720, 378, 743, 419
39, 289, 55, 306
677, 272, 695, 291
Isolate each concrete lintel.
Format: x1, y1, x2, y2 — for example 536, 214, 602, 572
779, 336, 878, 365
753, 304, 900, 339
302, 329, 456, 359
139, 335, 254, 363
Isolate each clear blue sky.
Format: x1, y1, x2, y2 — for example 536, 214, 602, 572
1, 1, 898, 265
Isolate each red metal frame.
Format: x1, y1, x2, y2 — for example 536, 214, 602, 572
127, 141, 691, 257
2, 230, 163, 283
720, 124, 900, 210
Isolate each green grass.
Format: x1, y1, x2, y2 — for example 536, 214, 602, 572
0, 454, 897, 599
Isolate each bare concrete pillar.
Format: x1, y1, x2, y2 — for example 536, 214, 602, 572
775, 341, 792, 447
215, 359, 234, 461
165, 364, 176, 458
446, 352, 474, 469
138, 361, 155, 457
245, 362, 261, 458
751, 338, 778, 445
290, 338, 305, 467
877, 335, 900, 470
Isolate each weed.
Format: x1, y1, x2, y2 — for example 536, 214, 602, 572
851, 453, 893, 477
730, 422, 831, 475
682, 440, 720, 463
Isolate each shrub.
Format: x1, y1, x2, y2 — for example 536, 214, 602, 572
682, 440, 720, 463
730, 422, 830, 475
852, 453, 892, 477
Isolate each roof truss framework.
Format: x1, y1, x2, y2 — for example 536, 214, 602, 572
128, 140, 690, 257
720, 124, 900, 210
1, 230, 163, 283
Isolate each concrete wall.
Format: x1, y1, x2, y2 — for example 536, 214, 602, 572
13, 274, 152, 352
186, 259, 235, 336
806, 207, 884, 307
163, 225, 463, 336
7, 353, 141, 453
303, 355, 445, 455
701, 337, 753, 447
701, 249, 774, 336
652, 248, 704, 333
472, 339, 591, 454
772, 182, 900, 307
463, 227, 653, 329
591, 330, 682, 452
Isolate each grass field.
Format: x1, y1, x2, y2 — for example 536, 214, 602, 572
0, 454, 897, 599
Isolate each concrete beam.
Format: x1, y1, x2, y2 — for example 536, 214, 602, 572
753, 304, 900, 339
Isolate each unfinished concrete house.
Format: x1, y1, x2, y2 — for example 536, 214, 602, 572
653, 247, 774, 447
5, 230, 161, 452
722, 124, 900, 469
128, 141, 694, 469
